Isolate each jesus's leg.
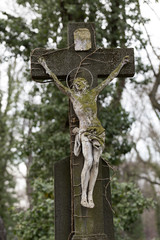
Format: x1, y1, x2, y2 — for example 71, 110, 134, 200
81, 135, 93, 208
88, 144, 102, 208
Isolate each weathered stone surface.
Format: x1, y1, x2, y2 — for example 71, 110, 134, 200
54, 157, 114, 240
31, 22, 135, 82
54, 157, 71, 240
31, 48, 134, 81
71, 158, 115, 240
74, 28, 91, 51
72, 234, 109, 240
68, 22, 96, 51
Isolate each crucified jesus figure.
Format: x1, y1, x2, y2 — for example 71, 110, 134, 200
38, 55, 129, 208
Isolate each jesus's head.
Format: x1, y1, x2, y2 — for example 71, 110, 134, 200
72, 77, 89, 92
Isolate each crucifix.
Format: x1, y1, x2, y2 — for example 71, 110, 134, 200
31, 23, 134, 240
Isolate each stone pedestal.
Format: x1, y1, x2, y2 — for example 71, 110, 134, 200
54, 158, 115, 240
72, 234, 109, 240
54, 157, 71, 240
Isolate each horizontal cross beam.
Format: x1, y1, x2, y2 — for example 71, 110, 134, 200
31, 48, 134, 81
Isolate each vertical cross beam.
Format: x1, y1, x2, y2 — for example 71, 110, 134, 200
68, 23, 114, 240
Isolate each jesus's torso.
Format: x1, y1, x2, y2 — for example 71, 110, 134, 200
70, 89, 103, 131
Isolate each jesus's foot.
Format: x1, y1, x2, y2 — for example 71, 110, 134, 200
88, 199, 95, 208
81, 199, 89, 208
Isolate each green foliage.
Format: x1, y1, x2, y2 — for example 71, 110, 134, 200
0, 12, 33, 60
112, 179, 155, 240
101, 101, 134, 165
14, 178, 54, 240
19, 84, 70, 179
127, 217, 145, 240
0, 62, 22, 238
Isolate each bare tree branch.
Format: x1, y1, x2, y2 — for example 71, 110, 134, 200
130, 173, 160, 186
149, 71, 160, 112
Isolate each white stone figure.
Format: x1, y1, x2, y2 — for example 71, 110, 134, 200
38, 55, 129, 208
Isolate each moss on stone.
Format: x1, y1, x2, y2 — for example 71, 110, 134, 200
73, 77, 90, 90
74, 28, 91, 51
71, 78, 105, 146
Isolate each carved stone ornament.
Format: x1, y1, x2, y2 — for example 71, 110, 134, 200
74, 28, 92, 51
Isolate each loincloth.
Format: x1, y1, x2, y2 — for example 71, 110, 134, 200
73, 127, 105, 157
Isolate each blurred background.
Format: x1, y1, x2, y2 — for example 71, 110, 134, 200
0, 0, 160, 239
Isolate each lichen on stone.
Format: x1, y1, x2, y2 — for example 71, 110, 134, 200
74, 28, 91, 51
71, 77, 105, 147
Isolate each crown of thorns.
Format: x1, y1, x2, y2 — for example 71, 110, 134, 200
66, 67, 93, 89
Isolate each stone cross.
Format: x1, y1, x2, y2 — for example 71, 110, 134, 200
31, 23, 134, 240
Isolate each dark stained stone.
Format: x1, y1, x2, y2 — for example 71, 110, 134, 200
31, 48, 134, 81
72, 158, 115, 240
54, 157, 71, 240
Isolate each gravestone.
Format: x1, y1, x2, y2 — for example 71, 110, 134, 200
31, 22, 134, 240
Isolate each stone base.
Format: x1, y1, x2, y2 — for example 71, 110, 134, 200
55, 158, 114, 240
54, 158, 71, 240
72, 233, 109, 240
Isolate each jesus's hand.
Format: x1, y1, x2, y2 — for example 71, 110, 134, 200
38, 57, 51, 75
122, 55, 130, 65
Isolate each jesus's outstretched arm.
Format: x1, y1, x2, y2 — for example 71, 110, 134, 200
93, 55, 130, 95
38, 57, 72, 97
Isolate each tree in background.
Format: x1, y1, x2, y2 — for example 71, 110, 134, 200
0, 60, 23, 239
0, 0, 159, 239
